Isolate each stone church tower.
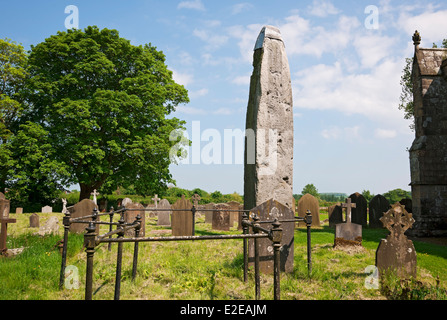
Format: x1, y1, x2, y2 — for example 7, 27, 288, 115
408, 30, 447, 237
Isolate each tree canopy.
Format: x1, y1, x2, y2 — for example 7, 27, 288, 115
2, 26, 190, 204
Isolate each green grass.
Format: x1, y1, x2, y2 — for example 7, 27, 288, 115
0, 212, 446, 300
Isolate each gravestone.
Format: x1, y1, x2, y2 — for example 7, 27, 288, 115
349, 192, 368, 226
91, 189, 99, 205
376, 202, 417, 279
16, 208, 23, 214
226, 201, 242, 228
334, 198, 362, 247
328, 203, 343, 227
99, 198, 108, 212
124, 202, 145, 237
68, 199, 99, 233
1, 199, 10, 219
41, 205, 52, 213
244, 25, 294, 212
29, 213, 40, 228
121, 198, 132, 207
399, 198, 413, 213
171, 195, 194, 236
369, 194, 390, 228
204, 203, 215, 224
212, 203, 231, 231
157, 199, 171, 226
152, 194, 160, 208
37, 216, 59, 236
297, 193, 320, 227
248, 199, 294, 274
0, 199, 16, 253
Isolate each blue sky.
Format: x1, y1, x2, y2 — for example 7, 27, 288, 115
2, 0, 447, 196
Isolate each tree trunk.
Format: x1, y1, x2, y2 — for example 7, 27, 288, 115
79, 183, 94, 202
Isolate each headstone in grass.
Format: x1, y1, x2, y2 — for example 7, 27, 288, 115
349, 192, 367, 227
29, 213, 40, 228
204, 203, 215, 224
157, 199, 171, 226
376, 202, 417, 279
0, 199, 16, 254
334, 197, 362, 247
41, 205, 52, 213
171, 195, 194, 236
399, 198, 412, 213
328, 203, 343, 227
16, 207, 23, 214
297, 193, 320, 227
226, 201, 242, 228
36, 216, 59, 236
248, 198, 294, 274
68, 199, 99, 233
212, 203, 231, 231
124, 202, 146, 237
369, 194, 390, 228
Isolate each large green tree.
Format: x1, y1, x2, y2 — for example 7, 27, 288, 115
23, 26, 189, 200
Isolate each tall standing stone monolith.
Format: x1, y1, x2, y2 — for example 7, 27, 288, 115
244, 25, 294, 212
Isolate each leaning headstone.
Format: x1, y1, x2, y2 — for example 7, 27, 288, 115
349, 192, 367, 226
29, 213, 40, 228
124, 202, 145, 237
334, 198, 362, 247
212, 203, 231, 231
369, 194, 390, 228
36, 216, 59, 236
157, 199, 171, 226
244, 25, 294, 212
41, 205, 52, 213
297, 193, 320, 227
171, 195, 193, 236
376, 202, 417, 279
248, 199, 294, 274
328, 203, 343, 227
68, 199, 99, 233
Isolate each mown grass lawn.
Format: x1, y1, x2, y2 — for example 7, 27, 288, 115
1, 212, 446, 300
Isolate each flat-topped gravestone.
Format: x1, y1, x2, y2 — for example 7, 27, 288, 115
369, 194, 390, 228
171, 195, 194, 236
212, 203, 231, 231
244, 25, 294, 212
15, 208, 23, 214
124, 202, 145, 237
204, 203, 215, 224
41, 205, 52, 213
297, 193, 320, 227
328, 203, 343, 227
334, 198, 362, 247
68, 199, 99, 233
226, 201, 242, 228
349, 192, 367, 226
29, 213, 40, 228
248, 199, 294, 274
157, 199, 171, 226
376, 202, 417, 279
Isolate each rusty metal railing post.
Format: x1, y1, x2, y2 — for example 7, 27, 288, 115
108, 206, 114, 251
252, 214, 261, 300
114, 213, 125, 300
59, 208, 71, 290
270, 218, 283, 300
306, 210, 312, 276
132, 214, 141, 281
84, 222, 97, 300
242, 211, 249, 283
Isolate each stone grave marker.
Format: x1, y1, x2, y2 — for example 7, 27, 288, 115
212, 203, 231, 231
36, 216, 59, 236
68, 199, 99, 233
248, 199, 294, 274
121, 198, 132, 207
334, 198, 362, 247
29, 213, 40, 228
399, 198, 413, 213
152, 194, 160, 208
157, 199, 171, 226
369, 194, 390, 228
0, 199, 16, 254
204, 203, 215, 224
99, 198, 108, 212
171, 195, 193, 236
91, 189, 99, 205
1, 198, 10, 219
376, 202, 417, 279
297, 193, 320, 227
16, 208, 23, 214
226, 201, 242, 228
349, 192, 367, 226
328, 203, 343, 227
124, 202, 145, 237
41, 205, 52, 213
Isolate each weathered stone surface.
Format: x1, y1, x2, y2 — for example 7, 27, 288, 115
334, 198, 362, 247
244, 25, 294, 212
171, 195, 194, 236
36, 216, 59, 236
369, 194, 390, 228
68, 199, 99, 233
297, 193, 320, 227
124, 202, 146, 237
212, 203, 231, 231
0, 199, 10, 219
29, 213, 39, 228
157, 199, 171, 226
226, 201, 242, 228
409, 33, 447, 237
41, 205, 52, 213
204, 202, 215, 224
376, 202, 417, 279
248, 199, 294, 274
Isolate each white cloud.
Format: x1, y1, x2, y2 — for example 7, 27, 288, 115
172, 69, 193, 87
307, 0, 341, 17
375, 128, 397, 139
232, 3, 253, 15
213, 107, 234, 115
227, 23, 263, 62
177, 0, 205, 11
321, 126, 361, 140
175, 105, 207, 115
232, 75, 250, 86
189, 88, 209, 98
398, 9, 447, 46
193, 28, 229, 50
353, 33, 396, 69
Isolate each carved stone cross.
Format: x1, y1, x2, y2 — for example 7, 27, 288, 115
152, 194, 160, 208
341, 197, 356, 223
91, 189, 99, 205
380, 202, 415, 240
192, 193, 201, 207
